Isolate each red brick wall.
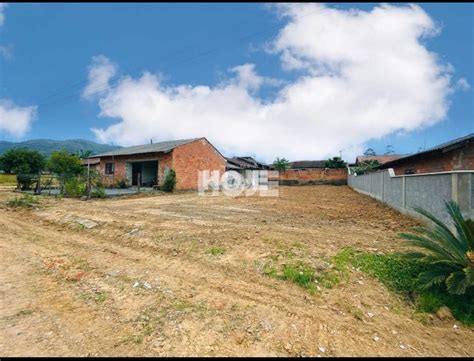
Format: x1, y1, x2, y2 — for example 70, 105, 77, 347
98, 152, 165, 187
172, 138, 226, 190
391, 144, 474, 175
276, 168, 347, 185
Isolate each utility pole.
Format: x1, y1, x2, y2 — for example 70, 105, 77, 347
87, 157, 91, 199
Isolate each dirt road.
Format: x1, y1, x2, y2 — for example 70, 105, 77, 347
1, 186, 473, 356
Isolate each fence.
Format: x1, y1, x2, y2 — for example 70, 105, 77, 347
348, 168, 474, 223
269, 168, 347, 186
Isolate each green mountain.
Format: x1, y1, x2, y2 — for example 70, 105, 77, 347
0, 139, 121, 157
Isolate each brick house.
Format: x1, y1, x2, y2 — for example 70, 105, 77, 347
354, 154, 406, 166
89, 138, 226, 190
379, 133, 474, 175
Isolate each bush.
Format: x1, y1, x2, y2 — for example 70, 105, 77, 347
6, 194, 40, 208
325, 157, 347, 169
162, 169, 176, 192
400, 201, 474, 295
90, 186, 106, 199
16, 174, 35, 191
351, 251, 474, 325
116, 178, 128, 189
64, 178, 87, 197
0, 148, 45, 190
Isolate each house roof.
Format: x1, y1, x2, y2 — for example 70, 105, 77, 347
89, 138, 200, 158
225, 156, 269, 170
355, 155, 406, 165
81, 158, 100, 166
289, 160, 326, 169
379, 133, 474, 168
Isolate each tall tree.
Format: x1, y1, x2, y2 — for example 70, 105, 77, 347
47, 150, 84, 190
272, 157, 290, 171
325, 157, 347, 169
384, 145, 395, 155
0, 148, 45, 190
363, 148, 376, 156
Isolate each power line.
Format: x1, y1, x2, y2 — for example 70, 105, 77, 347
35, 5, 334, 114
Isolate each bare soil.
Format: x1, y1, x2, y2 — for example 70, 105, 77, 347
0, 185, 473, 356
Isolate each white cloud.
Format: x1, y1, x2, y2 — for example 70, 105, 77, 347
88, 4, 455, 162
0, 3, 7, 27
456, 78, 470, 91
0, 99, 36, 137
82, 55, 118, 99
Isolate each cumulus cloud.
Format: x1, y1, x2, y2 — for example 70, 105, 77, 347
0, 99, 37, 137
88, 4, 455, 162
82, 55, 118, 99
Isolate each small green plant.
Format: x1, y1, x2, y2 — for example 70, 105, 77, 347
162, 169, 176, 192
90, 186, 106, 199
116, 178, 128, 189
316, 248, 353, 288
400, 201, 474, 295
64, 177, 87, 197
6, 194, 40, 208
281, 262, 316, 290
208, 246, 225, 256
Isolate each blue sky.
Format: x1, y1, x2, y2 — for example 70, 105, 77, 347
0, 3, 472, 162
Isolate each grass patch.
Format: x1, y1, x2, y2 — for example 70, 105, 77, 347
71, 256, 94, 272
208, 246, 225, 256
80, 291, 108, 304
6, 194, 40, 208
0, 174, 17, 186
316, 248, 353, 288
281, 263, 316, 290
349, 249, 474, 326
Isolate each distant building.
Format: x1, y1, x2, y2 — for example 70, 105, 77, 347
379, 133, 474, 175
288, 160, 327, 169
355, 155, 406, 166
81, 158, 100, 170
225, 156, 269, 171
89, 138, 225, 190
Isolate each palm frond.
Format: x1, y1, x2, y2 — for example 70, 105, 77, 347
417, 268, 449, 289
446, 201, 473, 251
446, 271, 469, 295
411, 225, 466, 261
464, 266, 474, 285
400, 233, 460, 262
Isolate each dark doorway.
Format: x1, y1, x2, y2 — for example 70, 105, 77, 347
132, 162, 142, 186
131, 161, 158, 186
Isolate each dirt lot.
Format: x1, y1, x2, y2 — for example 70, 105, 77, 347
1, 185, 473, 356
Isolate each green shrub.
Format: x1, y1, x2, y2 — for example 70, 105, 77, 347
64, 178, 87, 197
162, 169, 176, 193
6, 194, 40, 208
400, 201, 474, 295
116, 178, 128, 189
91, 186, 106, 199
350, 250, 474, 325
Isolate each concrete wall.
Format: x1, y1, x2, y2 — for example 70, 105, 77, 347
277, 168, 347, 186
348, 169, 474, 223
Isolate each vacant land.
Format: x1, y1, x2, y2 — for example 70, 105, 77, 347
0, 185, 473, 356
